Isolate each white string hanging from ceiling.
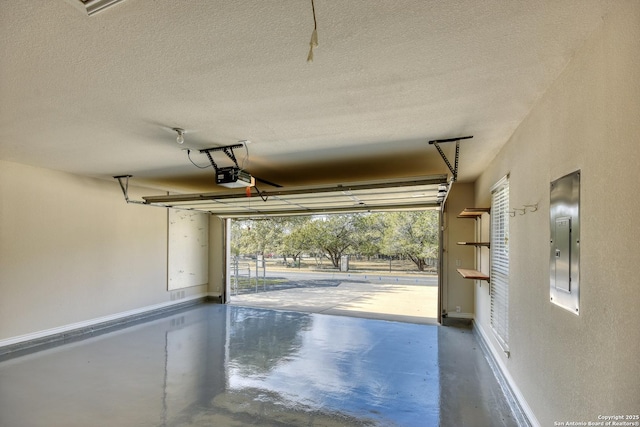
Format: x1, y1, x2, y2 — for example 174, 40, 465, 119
307, 0, 318, 62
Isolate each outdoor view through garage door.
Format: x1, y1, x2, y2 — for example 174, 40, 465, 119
228, 211, 439, 324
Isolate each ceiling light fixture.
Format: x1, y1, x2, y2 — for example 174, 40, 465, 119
173, 128, 185, 145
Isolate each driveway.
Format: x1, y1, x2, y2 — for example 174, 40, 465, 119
230, 271, 438, 324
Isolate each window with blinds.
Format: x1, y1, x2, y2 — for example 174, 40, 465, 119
490, 175, 510, 354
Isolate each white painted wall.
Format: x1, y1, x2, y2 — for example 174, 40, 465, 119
208, 215, 226, 298
473, 2, 640, 424
0, 161, 207, 342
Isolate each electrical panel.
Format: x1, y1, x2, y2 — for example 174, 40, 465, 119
550, 170, 580, 315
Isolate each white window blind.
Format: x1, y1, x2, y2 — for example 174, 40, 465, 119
490, 175, 510, 353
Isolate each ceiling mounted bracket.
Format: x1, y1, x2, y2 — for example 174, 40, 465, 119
428, 136, 473, 182
199, 144, 244, 171
113, 175, 194, 210
113, 175, 145, 205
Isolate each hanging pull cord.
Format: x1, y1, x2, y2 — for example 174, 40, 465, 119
307, 0, 318, 62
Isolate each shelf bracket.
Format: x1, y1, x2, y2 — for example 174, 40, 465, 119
428, 136, 473, 182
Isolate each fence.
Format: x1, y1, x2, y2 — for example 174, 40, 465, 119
231, 258, 267, 295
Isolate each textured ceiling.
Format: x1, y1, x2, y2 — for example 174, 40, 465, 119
0, 0, 614, 193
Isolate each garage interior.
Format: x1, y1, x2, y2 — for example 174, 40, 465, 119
1, 1, 639, 426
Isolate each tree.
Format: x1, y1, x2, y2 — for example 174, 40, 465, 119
301, 214, 358, 268
272, 216, 311, 265
231, 218, 281, 256
230, 220, 250, 257
352, 213, 385, 259
381, 210, 439, 271
232, 211, 439, 272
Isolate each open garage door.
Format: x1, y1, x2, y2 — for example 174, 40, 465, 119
141, 175, 448, 217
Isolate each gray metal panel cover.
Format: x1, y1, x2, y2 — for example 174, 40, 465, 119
550, 171, 580, 315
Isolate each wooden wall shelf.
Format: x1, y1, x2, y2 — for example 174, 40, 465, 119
456, 208, 491, 284
457, 208, 490, 219
457, 268, 490, 281
457, 241, 490, 247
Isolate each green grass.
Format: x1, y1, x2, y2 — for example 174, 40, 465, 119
232, 277, 287, 290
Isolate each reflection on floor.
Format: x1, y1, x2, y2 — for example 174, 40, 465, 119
0, 305, 519, 427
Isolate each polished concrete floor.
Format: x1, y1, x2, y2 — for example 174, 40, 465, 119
0, 304, 519, 427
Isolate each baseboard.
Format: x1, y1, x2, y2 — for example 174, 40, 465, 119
446, 312, 474, 319
472, 320, 540, 427
0, 294, 211, 355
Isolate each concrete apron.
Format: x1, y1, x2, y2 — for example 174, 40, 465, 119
230, 281, 439, 325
